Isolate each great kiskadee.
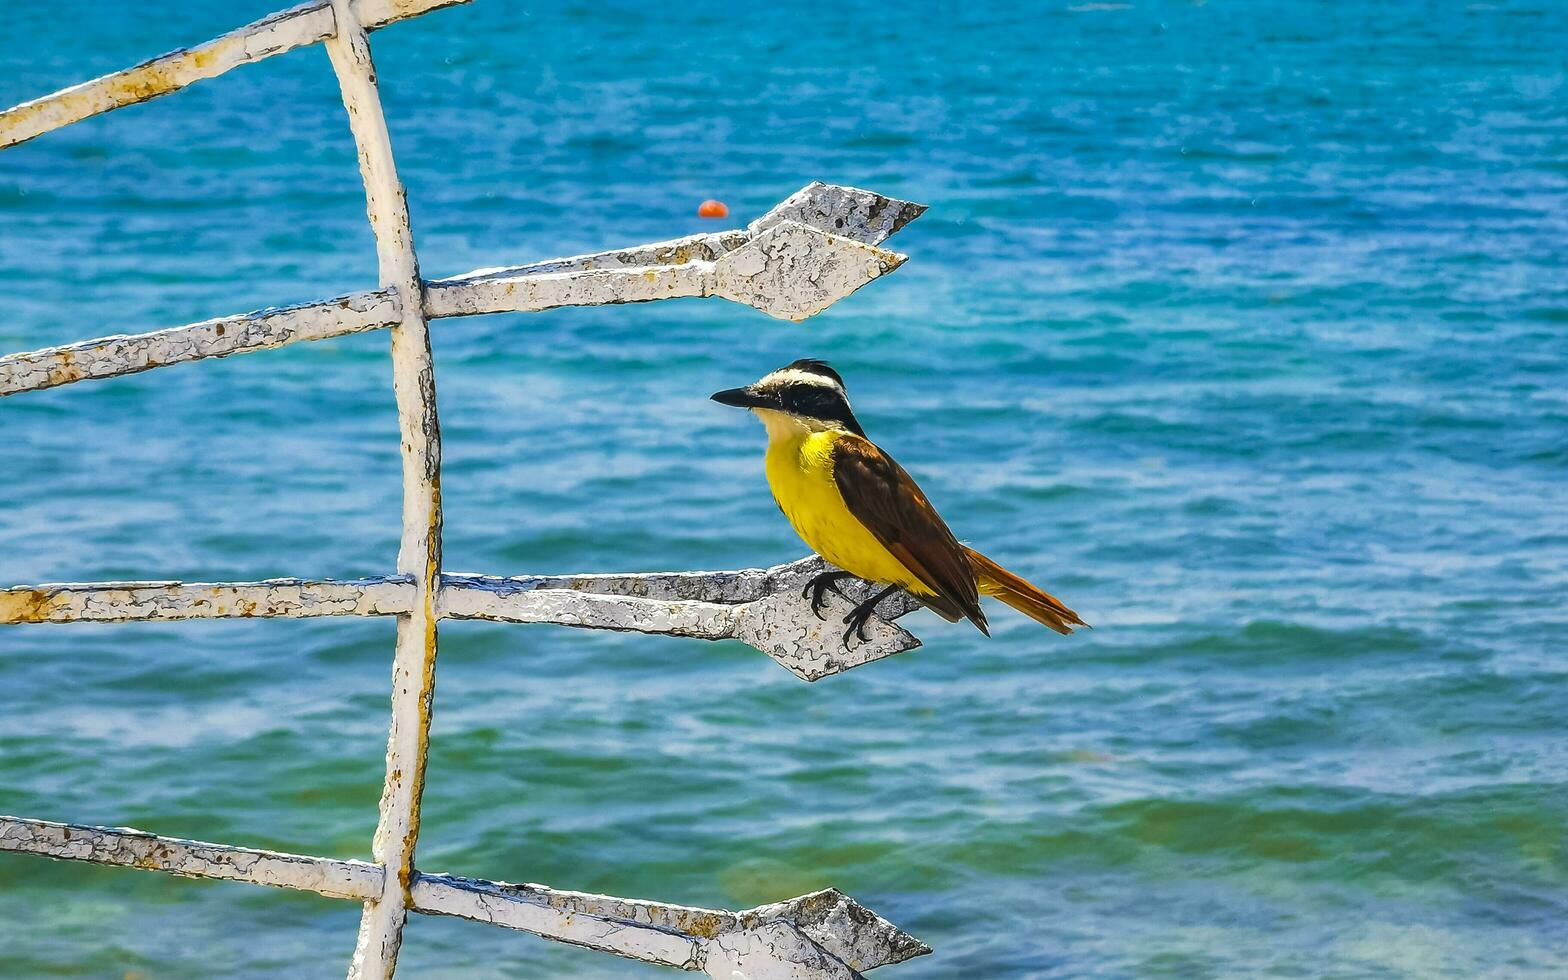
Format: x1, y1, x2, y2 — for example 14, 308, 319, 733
712, 359, 1086, 647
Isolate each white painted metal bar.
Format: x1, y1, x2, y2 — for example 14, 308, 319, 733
411, 874, 704, 971
452, 555, 861, 604
443, 559, 923, 681
323, 1, 441, 975
438, 180, 925, 282
439, 586, 740, 639
431, 222, 906, 323
0, 557, 860, 620
0, 0, 470, 150
0, 184, 921, 399
0, 290, 398, 396
452, 231, 749, 279
0, 577, 412, 625
422, 262, 710, 318
408, 875, 928, 978
0, 560, 923, 681
0, 813, 928, 977
449, 567, 791, 601
0, 816, 384, 901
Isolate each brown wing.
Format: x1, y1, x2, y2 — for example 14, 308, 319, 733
832, 434, 988, 634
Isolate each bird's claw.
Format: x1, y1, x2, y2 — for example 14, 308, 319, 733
840, 608, 874, 649
802, 570, 855, 621
839, 585, 897, 650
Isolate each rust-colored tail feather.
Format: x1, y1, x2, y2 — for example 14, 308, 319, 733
964, 548, 1087, 635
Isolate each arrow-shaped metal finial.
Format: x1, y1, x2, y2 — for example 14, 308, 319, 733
750, 181, 928, 247
737, 888, 933, 972
732, 560, 923, 681
714, 221, 908, 321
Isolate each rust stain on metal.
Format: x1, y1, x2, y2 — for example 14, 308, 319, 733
104, 58, 186, 105
674, 911, 730, 940
0, 590, 57, 624
45, 350, 82, 387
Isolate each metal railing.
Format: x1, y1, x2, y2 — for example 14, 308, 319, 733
0, 2, 933, 977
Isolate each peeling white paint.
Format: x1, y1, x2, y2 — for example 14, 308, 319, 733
430, 222, 903, 325
322, 0, 443, 975
441, 557, 922, 680
411, 873, 705, 969
411, 876, 928, 978
424, 262, 711, 318
0, 816, 384, 900
1, 559, 925, 682
0, 576, 412, 624
729, 560, 923, 681
0, 0, 471, 150
742, 889, 931, 973
748, 181, 927, 248
713, 222, 906, 322
0, 289, 399, 396
0, 818, 929, 977
704, 921, 864, 980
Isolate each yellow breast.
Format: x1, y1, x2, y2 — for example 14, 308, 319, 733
759, 415, 929, 594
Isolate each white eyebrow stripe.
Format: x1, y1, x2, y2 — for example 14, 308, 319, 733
759, 368, 844, 392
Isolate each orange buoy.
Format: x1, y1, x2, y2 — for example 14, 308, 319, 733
697, 199, 729, 219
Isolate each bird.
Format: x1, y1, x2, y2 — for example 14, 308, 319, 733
711, 358, 1086, 648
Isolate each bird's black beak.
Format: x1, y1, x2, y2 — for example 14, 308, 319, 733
710, 386, 776, 410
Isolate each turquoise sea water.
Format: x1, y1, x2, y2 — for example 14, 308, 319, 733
3, 1, 1567, 976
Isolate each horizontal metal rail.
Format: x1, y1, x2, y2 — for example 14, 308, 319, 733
0, 558, 925, 681
0, 576, 412, 624
411, 875, 928, 977
0, 289, 400, 395
0, 0, 472, 150
1, 185, 914, 397
0, 816, 384, 901
0, 814, 928, 978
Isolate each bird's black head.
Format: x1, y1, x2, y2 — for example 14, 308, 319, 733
710, 358, 865, 436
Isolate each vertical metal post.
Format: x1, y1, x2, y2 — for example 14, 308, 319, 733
323, 1, 442, 976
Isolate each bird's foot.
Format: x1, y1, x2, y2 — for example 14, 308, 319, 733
802, 570, 856, 620
840, 585, 899, 650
